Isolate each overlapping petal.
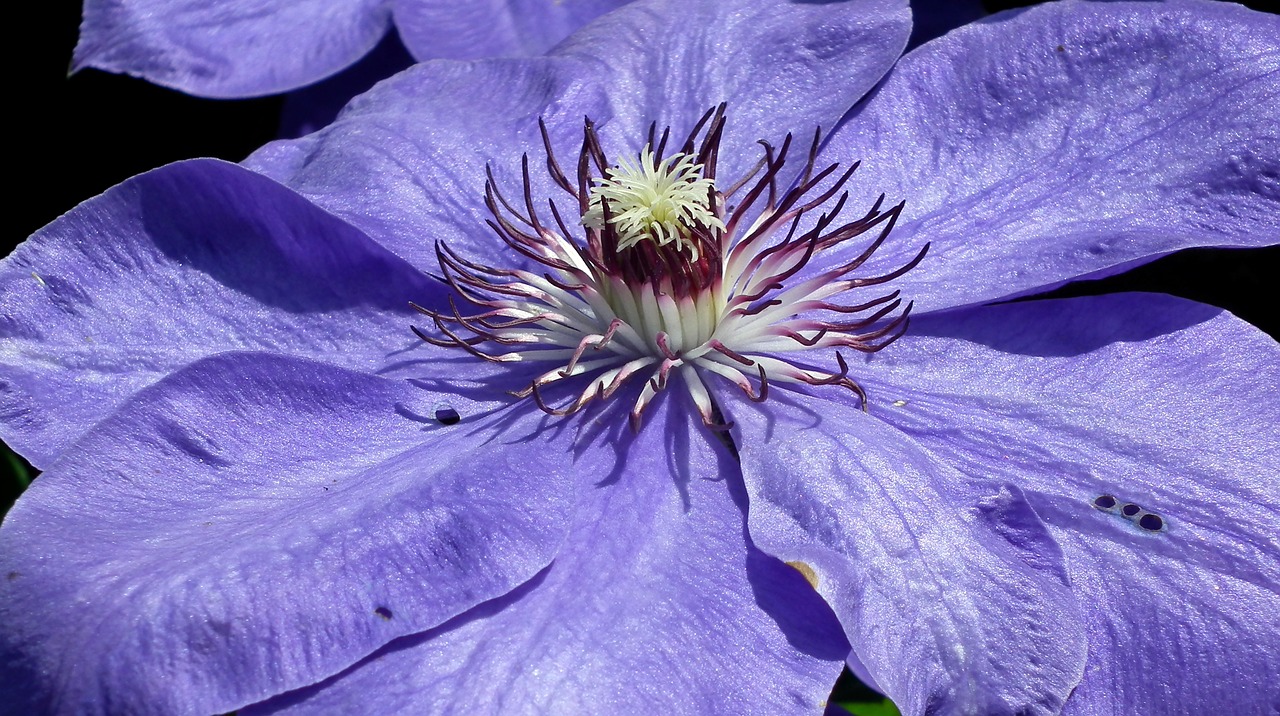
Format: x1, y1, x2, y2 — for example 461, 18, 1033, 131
848, 293, 1280, 713
726, 393, 1088, 715
818, 0, 1280, 312
0, 159, 444, 466
394, 0, 630, 63
0, 353, 601, 715
74, 0, 393, 97
278, 31, 417, 138
72, 0, 640, 99
242, 399, 848, 715
244, 56, 611, 272
244, 0, 910, 271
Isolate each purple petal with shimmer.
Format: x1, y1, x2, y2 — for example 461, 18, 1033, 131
0, 159, 448, 467
74, 0, 392, 98
818, 0, 1280, 312
244, 56, 612, 272
0, 352, 600, 716
552, 0, 911, 182
393, 0, 631, 62
243, 397, 849, 715
724, 392, 1088, 715
849, 293, 1280, 714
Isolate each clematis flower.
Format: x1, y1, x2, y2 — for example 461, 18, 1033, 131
3, 0, 1278, 714
72, 0, 635, 98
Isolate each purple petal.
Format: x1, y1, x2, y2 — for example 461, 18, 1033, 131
0, 353, 591, 715
244, 398, 849, 715
393, 0, 632, 62
725, 392, 1088, 715
820, 0, 1280, 312
850, 293, 1280, 713
278, 30, 416, 139
0, 159, 444, 467
244, 57, 612, 271
552, 0, 911, 181
74, 0, 392, 98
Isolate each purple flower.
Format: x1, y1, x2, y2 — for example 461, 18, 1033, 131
73, 0, 634, 98
4, 0, 1278, 714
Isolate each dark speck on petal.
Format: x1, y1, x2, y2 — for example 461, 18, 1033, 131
374, 607, 393, 621
435, 407, 461, 425
1138, 513, 1165, 532
1093, 495, 1118, 510
1121, 503, 1142, 519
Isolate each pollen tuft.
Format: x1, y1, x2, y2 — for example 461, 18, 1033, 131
582, 147, 723, 260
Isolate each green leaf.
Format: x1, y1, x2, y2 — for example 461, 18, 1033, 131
4, 446, 31, 489
834, 699, 902, 716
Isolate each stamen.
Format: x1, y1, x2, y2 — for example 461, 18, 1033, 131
582, 148, 724, 260
413, 106, 928, 430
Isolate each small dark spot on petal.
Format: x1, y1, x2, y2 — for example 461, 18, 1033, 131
6, 571, 18, 581
1121, 503, 1142, 518
374, 606, 393, 620
1093, 495, 1117, 510
1056, 45, 1065, 53
1139, 513, 1165, 532
435, 407, 461, 425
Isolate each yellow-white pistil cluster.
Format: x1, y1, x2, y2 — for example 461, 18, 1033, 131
581, 149, 724, 259
414, 105, 927, 430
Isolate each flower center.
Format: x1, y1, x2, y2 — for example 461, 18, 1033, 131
412, 105, 928, 431
581, 148, 724, 260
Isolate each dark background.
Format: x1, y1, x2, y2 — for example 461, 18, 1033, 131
4, 1, 1277, 509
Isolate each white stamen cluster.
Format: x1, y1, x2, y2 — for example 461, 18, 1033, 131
581, 148, 724, 260
413, 107, 926, 431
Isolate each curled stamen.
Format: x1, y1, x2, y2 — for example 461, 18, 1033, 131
708, 339, 755, 366
747, 363, 770, 403
413, 108, 926, 430
562, 319, 624, 376
655, 332, 682, 361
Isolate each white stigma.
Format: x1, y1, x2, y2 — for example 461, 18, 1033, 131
582, 148, 724, 260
